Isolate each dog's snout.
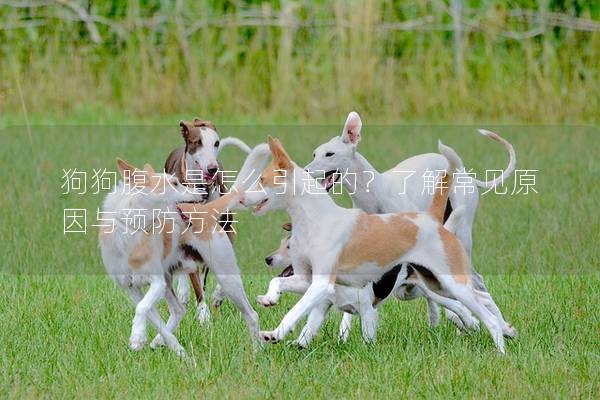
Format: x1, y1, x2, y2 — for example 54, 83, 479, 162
207, 166, 218, 175
265, 256, 273, 266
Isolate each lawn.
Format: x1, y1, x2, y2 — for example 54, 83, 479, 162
0, 122, 598, 398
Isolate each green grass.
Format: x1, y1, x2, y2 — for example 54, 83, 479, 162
0, 122, 599, 398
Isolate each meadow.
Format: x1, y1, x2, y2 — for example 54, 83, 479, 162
0, 122, 598, 398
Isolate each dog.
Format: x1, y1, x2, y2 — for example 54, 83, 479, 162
99, 159, 205, 356
164, 118, 251, 322
304, 112, 516, 335
259, 209, 479, 347
241, 137, 511, 353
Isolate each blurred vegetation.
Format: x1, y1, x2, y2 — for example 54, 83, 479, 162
1, 0, 599, 123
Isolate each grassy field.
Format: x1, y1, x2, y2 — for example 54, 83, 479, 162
0, 122, 599, 398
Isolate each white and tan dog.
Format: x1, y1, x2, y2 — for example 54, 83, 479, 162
99, 159, 204, 356
260, 209, 479, 348
305, 112, 516, 335
100, 145, 269, 355
241, 137, 511, 353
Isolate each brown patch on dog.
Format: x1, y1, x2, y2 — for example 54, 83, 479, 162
438, 225, 470, 284
337, 213, 418, 271
282, 222, 292, 232
128, 233, 154, 268
161, 219, 174, 260
179, 119, 217, 155
428, 171, 453, 223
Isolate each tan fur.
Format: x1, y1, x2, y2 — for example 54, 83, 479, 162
438, 226, 470, 284
337, 213, 418, 271
128, 233, 154, 269
178, 189, 240, 241
428, 171, 452, 223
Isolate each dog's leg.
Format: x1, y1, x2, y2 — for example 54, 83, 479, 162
150, 281, 186, 349
474, 289, 517, 338
176, 273, 190, 305
126, 282, 186, 356
257, 274, 311, 307
198, 234, 259, 340
261, 274, 333, 343
292, 300, 332, 348
427, 298, 441, 328
338, 313, 353, 343
410, 280, 479, 332
440, 277, 505, 353
192, 264, 212, 324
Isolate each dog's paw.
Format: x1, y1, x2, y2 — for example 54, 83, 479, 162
196, 302, 211, 325
257, 294, 278, 307
173, 344, 188, 358
503, 324, 518, 339
260, 330, 281, 343
149, 334, 165, 349
211, 286, 225, 308
287, 339, 309, 349
129, 332, 147, 351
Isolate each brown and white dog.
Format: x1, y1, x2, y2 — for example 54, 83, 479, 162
241, 137, 512, 353
164, 118, 251, 322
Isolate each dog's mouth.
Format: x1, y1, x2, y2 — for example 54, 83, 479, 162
320, 170, 340, 191
253, 198, 269, 214
176, 206, 190, 223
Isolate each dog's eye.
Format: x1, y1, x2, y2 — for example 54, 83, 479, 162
173, 181, 179, 187
325, 152, 335, 157
214, 140, 220, 148
312, 153, 316, 158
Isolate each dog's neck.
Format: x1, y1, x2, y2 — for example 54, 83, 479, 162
285, 168, 344, 237
344, 152, 384, 212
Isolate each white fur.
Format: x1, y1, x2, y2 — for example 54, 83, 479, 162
243, 140, 510, 353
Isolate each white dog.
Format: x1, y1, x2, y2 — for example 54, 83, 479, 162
241, 137, 511, 353
304, 112, 516, 336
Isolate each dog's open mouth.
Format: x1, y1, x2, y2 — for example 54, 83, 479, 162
176, 206, 190, 223
321, 170, 340, 191
253, 198, 269, 214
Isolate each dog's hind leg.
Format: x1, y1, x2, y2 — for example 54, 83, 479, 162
439, 277, 505, 353
126, 281, 186, 356
150, 279, 186, 349
474, 289, 517, 338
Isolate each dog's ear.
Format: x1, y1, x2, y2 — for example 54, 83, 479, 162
143, 163, 155, 174
192, 117, 202, 126
268, 136, 293, 171
117, 158, 148, 185
282, 222, 292, 232
179, 120, 193, 140
340, 111, 362, 145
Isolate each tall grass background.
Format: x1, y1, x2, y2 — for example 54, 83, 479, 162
1, 0, 599, 123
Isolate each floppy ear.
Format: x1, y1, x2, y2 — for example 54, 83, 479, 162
282, 222, 292, 232
267, 136, 293, 171
143, 163, 155, 174
192, 117, 202, 126
179, 120, 193, 140
340, 111, 362, 145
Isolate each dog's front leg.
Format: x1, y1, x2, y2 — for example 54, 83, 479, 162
257, 274, 311, 307
292, 299, 332, 348
260, 275, 333, 343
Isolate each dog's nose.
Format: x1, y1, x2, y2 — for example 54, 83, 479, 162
207, 166, 218, 175
265, 256, 273, 266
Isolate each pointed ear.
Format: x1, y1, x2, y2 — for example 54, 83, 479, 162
340, 111, 362, 145
117, 158, 137, 180
268, 136, 293, 171
143, 163, 155, 174
282, 222, 292, 232
179, 120, 192, 140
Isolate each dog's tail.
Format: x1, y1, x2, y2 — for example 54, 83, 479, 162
178, 143, 270, 217
472, 129, 516, 189
219, 137, 252, 155
428, 141, 461, 223
443, 205, 465, 234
